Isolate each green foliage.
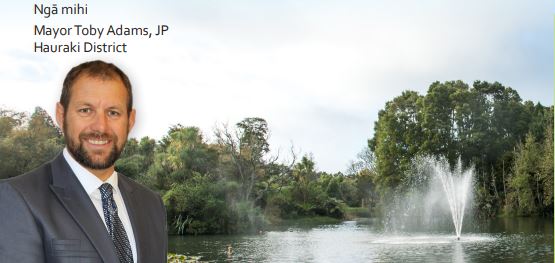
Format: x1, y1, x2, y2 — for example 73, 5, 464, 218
237, 117, 270, 160
163, 173, 228, 235
142, 126, 219, 192
539, 111, 554, 211
506, 133, 541, 215
116, 136, 158, 179
506, 113, 553, 217
215, 118, 271, 203
370, 90, 423, 194
116, 152, 147, 180
0, 107, 63, 179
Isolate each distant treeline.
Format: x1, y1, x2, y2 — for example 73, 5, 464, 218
0, 80, 552, 235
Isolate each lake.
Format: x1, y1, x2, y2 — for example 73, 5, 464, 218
168, 217, 553, 262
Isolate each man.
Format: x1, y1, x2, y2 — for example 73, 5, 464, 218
0, 60, 167, 262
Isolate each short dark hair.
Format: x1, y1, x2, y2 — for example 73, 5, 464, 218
60, 60, 133, 115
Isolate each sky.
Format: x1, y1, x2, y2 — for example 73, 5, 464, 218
0, 1, 553, 172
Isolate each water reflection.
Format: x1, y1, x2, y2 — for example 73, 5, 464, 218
169, 218, 553, 262
453, 242, 465, 263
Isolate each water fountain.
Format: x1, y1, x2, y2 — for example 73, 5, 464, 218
431, 158, 473, 240
382, 156, 474, 240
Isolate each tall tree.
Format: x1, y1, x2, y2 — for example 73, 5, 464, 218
215, 117, 274, 202
507, 133, 541, 215
538, 107, 554, 215
369, 90, 423, 196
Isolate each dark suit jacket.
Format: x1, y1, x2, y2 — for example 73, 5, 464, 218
0, 153, 167, 263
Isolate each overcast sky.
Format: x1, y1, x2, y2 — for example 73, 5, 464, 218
1, 1, 553, 172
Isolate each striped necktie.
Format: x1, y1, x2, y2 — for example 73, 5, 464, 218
99, 183, 133, 263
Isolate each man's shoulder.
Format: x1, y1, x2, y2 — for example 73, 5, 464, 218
0, 158, 57, 206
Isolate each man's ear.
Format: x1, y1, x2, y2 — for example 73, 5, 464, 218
128, 109, 136, 132
55, 102, 65, 132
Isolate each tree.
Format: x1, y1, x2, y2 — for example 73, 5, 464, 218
507, 133, 541, 215
292, 154, 318, 206
369, 90, 423, 196
143, 125, 218, 192
347, 147, 377, 208
538, 107, 554, 215
215, 117, 275, 202
0, 108, 26, 138
0, 107, 63, 179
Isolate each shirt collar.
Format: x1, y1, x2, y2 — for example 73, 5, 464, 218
63, 148, 118, 195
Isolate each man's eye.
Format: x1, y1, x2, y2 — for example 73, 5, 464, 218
78, 108, 91, 113
108, 111, 120, 117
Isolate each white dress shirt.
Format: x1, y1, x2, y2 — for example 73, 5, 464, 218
63, 148, 138, 263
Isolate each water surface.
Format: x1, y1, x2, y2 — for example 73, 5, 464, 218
169, 217, 553, 262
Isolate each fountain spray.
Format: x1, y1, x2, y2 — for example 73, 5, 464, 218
434, 158, 473, 240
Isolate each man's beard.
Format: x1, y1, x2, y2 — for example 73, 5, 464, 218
64, 123, 125, 170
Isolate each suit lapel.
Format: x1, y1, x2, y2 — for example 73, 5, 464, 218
119, 175, 144, 263
48, 154, 118, 262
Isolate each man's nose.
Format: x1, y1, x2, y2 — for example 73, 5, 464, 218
90, 112, 108, 132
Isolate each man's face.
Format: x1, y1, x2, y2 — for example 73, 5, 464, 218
56, 75, 135, 170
